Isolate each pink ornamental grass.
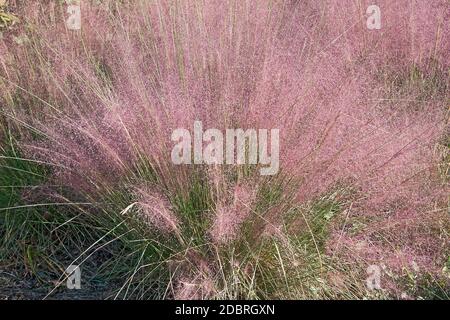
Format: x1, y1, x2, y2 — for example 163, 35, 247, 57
0, 0, 448, 297
211, 183, 257, 244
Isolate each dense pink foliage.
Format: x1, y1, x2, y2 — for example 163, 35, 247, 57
211, 183, 256, 243
135, 186, 180, 234
0, 0, 448, 294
